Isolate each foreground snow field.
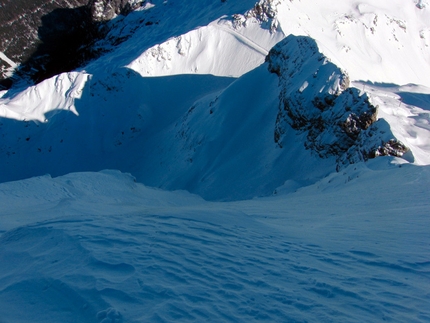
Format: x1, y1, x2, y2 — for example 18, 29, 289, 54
0, 160, 429, 322
0, 0, 430, 321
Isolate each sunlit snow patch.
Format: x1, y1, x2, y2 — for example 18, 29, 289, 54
0, 72, 89, 122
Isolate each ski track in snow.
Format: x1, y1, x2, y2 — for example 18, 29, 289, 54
216, 24, 269, 56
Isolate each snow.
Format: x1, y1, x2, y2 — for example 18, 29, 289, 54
0, 0, 430, 321
275, 0, 430, 87
0, 162, 429, 322
126, 20, 283, 77
0, 51, 17, 68
353, 81, 430, 164
0, 72, 87, 122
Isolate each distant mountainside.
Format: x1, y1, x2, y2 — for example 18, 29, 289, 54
0, 0, 148, 88
0, 0, 429, 200
0, 0, 89, 85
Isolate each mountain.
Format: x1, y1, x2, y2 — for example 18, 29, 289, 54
0, 0, 429, 322
0, 0, 429, 199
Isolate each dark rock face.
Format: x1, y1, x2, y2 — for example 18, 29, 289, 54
266, 35, 408, 167
0, 0, 89, 86
0, 0, 142, 88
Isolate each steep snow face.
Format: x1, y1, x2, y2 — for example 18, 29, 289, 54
132, 61, 335, 200
124, 0, 286, 78
0, 68, 236, 186
127, 20, 284, 77
275, 0, 430, 87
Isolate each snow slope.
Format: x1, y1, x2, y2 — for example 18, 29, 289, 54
0, 0, 430, 321
0, 161, 429, 322
0, 1, 428, 198
275, 0, 430, 87
88, 0, 430, 87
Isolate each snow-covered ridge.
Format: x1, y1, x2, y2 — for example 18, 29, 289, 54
0, 0, 429, 200
126, 23, 280, 77
126, 9, 285, 77
0, 72, 88, 122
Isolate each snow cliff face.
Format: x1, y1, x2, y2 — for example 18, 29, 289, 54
266, 35, 408, 167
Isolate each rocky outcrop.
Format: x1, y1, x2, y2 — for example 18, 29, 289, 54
232, 0, 281, 32
88, 0, 144, 22
416, 0, 428, 9
266, 35, 408, 167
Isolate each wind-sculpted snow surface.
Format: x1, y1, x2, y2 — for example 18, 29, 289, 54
0, 164, 429, 322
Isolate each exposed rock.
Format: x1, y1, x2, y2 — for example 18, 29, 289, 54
232, 0, 281, 32
416, 0, 428, 9
88, 0, 144, 22
371, 139, 409, 158
0, 0, 89, 87
266, 35, 408, 167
